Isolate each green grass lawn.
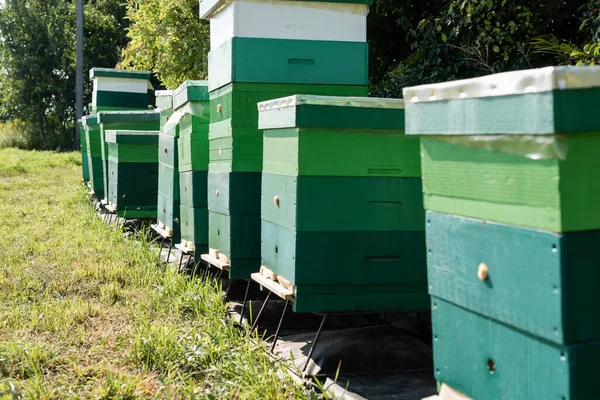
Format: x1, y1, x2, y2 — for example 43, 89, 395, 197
0, 149, 309, 399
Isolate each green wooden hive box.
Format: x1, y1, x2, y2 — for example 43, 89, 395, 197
82, 115, 104, 198
255, 95, 427, 313
172, 81, 211, 255
105, 130, 159, 218
78, 119, 90, 182
155, 90, 173, 110
90, 68, 153, 112
157, 121, 180, 242
97, 111, 161, 203
404, 66, 600, 399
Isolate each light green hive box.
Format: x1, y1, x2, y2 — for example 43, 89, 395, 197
256, 95, 426, 313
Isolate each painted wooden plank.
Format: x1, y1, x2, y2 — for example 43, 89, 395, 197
293, 289, 429, 313
107, 160, 158, 217
107, 144, 157, 164
421, 134, 600, 232
208, 210, 261, 279
200, 0, 373, 20
157, 193, 181, 243
207, 171, 261, 215
180, 171, 208, 208
426, 210, 600, 345
97, 110, 160, 125
261, 219, 427, 286
263, 127, 421, 177
209, 0, 367, 50
208, 38, 368, 91
158, 162, 180, 201
258, 95, 404, 131
261, 173, 424, 232
404, 66, 600, 135
432, 297, 600, 400
158, 132, 178, 167
155, 90, 173, 109
209, 135, 263, 172
178, 126, 209, 172
92, 91, 150, 109
180, 205, 209, 249
209, 82, 368, 128
90, 67, 151, 80
172, 80, 209, 111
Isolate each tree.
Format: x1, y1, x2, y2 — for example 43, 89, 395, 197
369, 0, 589, 98
0, 0, 129, 150
119, 0, 210, 89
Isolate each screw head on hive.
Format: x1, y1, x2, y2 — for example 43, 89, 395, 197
217, 104, 222, 114
216, 189, 219, 197
274, 195, 280, 207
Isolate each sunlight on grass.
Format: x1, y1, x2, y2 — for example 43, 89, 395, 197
0, 149, 308, 398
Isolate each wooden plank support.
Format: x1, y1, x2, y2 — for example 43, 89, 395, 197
174, 243, 194, 255
251, 270, 295, 301
423, 384, 471, 400
151, 223, 172, 239
200, 253, 231, 271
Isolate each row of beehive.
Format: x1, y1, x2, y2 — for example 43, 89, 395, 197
79, 64, 600, 398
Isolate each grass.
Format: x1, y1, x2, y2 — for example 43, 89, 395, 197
0, 148, 310, 399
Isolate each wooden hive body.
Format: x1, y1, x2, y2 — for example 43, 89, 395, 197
404, 66, 600, 398
105, 130, 159, 218
258, 95, 427, 312
82, 116, 104, 198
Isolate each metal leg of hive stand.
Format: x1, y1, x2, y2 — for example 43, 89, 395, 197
164, 242, 172, 266
270, 300, 289, 353
202, 263, 211, 281
157, 236, 165, 258
177, 252, 184, 272
248, 291, 272, 334
216, 269, 224, 281
224, 277, 233, 302
239, 279, 252, 324
303, 315, 328, 374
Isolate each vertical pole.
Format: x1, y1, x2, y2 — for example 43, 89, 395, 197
75, 0, 84, 149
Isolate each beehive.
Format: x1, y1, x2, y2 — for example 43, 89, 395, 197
90, 68, 153, 112
97, 111, 161, 202
404, 66, 600, 399
256, 95, 427, 313
202, 0, 370, 279
78, 119, 90, 182
155, 90, 173, 110
105, 130, 159, 218
173, 81, 211, 255
82, 115, 104, 198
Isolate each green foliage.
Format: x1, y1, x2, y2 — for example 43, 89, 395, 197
532, 0, 600, 66
370, 0, 587, 97
120, 0, 210, 89
0, 0, 128, 150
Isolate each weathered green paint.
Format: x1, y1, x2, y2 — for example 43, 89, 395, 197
420, 134, 600, 232
208, 211, 261, 279
172, 80, 209, 111
207, 172, 261, 216
209, 134, 263, 172
178, 114, 209, 172
158, 163, 180, 201
426, 210, 600, 345
180, 205, 209, 254
180, 171, 208, 208
209, 38, 368, 90
261, 220, 427, 285
406, 88, 600, 135
263, 128, 421, 177
158, 133, 178, 167
157, 193, 181, 243
261, 173, 424, 232
90, 67, 151, 80
210, 82, 368, 128
432, 297, 600, 400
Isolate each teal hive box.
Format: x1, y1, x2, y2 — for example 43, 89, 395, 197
90, 68, 153, 112
404, 66, 600, 399
97, 111, 161, 202
105, 130, 159, 218
78, 119, 90, 182
256, 95, 427, 313
82, 115, 104, 198
171, 81, 211, 255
